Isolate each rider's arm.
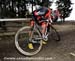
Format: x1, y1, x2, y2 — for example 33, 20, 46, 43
47, 9, 53, 23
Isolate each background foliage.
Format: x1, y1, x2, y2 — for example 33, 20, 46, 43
0, 0, 72, 18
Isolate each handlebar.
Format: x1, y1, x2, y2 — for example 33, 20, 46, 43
39, 19, 51, 25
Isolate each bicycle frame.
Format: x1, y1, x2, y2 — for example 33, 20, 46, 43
31, 20, 51, 40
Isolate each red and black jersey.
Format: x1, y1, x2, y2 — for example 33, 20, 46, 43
32, 7, 52, 21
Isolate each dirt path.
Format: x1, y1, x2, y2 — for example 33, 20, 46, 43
0, 21, 75, 61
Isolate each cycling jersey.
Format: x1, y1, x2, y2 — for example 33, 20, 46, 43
32, 7, 52, 23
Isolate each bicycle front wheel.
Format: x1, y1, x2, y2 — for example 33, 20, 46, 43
15, 26, 43, 56
49, 25, 60, 41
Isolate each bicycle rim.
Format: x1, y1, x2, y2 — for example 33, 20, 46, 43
15, 26, 43, 56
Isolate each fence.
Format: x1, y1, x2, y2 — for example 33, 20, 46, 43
0, 18, 32, 36
0, 18, 31, 21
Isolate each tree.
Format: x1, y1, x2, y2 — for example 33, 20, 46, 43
56, 0, 73, 21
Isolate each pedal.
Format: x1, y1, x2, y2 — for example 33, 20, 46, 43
28, 43, 34, 49
42, 41, 47, 45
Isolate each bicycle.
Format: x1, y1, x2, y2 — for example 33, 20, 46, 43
15, 19, 60, 56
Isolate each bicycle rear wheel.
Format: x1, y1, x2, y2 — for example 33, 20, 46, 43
15, 26, 43, 56
49, 25, 60, 41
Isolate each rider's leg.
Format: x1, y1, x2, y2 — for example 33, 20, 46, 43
30, 20, 34, 27
29, 20, 34, 34
41, 22, 48, 35
28, 20, 34, 49
41, 22, 48, 43
29, 20, 34, 38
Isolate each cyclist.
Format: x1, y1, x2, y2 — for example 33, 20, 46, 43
29, 2, 52, 49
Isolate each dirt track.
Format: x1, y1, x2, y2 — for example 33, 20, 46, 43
0, 21, 75, 61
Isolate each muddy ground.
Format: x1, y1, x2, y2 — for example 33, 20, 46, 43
0, 21, 75, 61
